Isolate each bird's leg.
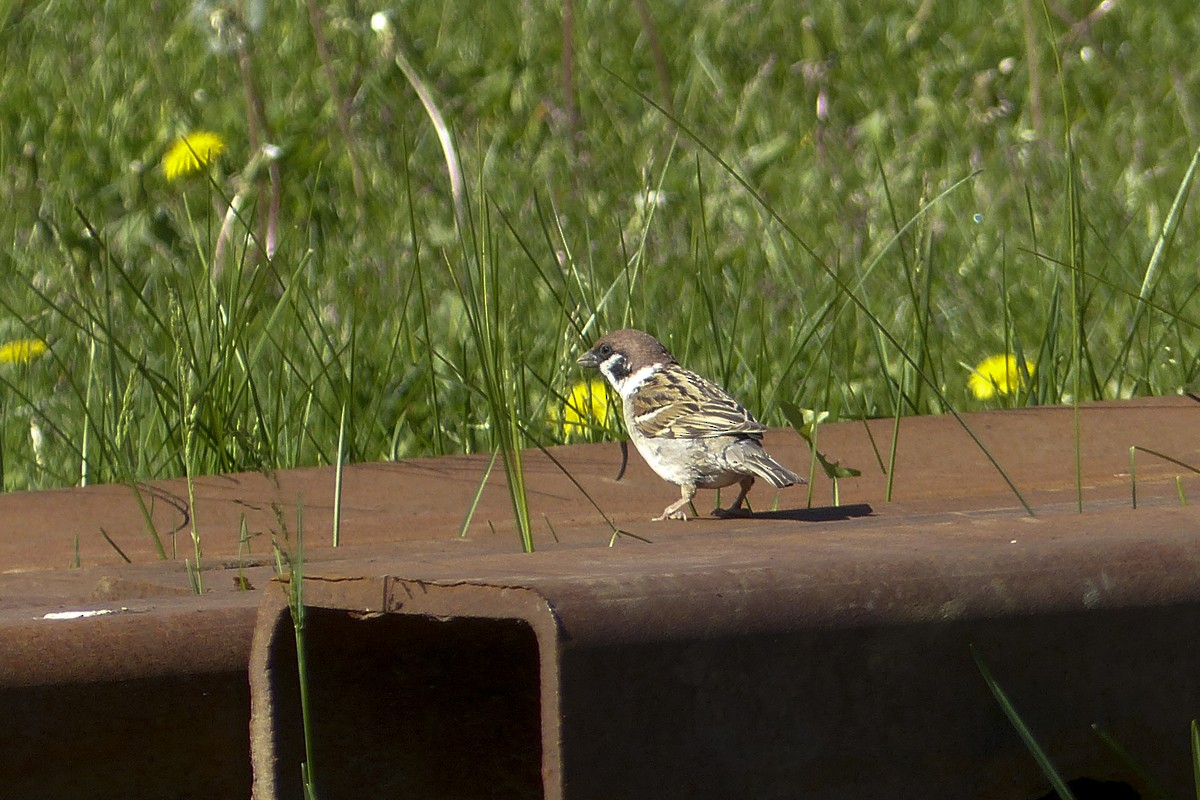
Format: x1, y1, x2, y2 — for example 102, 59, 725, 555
654, 484, 696, 521
714, 475, 755, 518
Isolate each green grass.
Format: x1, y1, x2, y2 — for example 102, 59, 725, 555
972, 644, 1078, 800
1, 1, 1198, 514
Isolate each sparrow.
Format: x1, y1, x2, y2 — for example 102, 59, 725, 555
577, 328, 805, 521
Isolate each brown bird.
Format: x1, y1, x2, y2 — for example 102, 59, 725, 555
577, 328, 804, 520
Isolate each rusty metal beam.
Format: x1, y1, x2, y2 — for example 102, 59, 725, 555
0, 396, 1195, 798
3, 396, 1196, 571
249, 500, 1200, 799
0, 565, 265, 799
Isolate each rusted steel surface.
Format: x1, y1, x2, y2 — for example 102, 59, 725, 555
2, 396, 1196, 572
250, 500, 1200, 800
0, 563, 267, 799
0, 585, 258, 686
0, 396, 1196, 798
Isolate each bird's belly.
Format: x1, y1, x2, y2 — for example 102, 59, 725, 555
630, 435, 743, 489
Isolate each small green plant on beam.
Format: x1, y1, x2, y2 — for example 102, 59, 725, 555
1128, 445, 1200, 509
235, 515, 256, 591
332, 402, 347, 547
171, 293, 204, 594
391, 56, 534, 551
779, 401, 860, 507
457, 450, 499, 539
516, 422, 650, 548
440, 227, 535, 552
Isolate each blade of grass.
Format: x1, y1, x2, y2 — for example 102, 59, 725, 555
971, 644, 1076, 800
1129, 446, 1138, 509
1192, 720, 1200, 800
1091, 724, 1172, 800
276, 500, 318, 799
1136, 140, 1200, 307
332, 402, 346, 547
1131, 445, 1200, 476
517, 421, 649, 545
98, 526, 132, 564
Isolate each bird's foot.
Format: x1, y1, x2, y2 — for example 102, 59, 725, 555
654, 491, 695, 521
712, 505, 752, 519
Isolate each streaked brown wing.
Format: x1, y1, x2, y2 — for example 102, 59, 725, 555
630, 367, 766, 439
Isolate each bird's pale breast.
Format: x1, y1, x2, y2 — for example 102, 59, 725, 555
628, 429, 747, 489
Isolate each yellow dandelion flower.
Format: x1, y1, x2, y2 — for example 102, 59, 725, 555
557, 378, 611, 440
0, 338, 48, 365
968, 354, 1034, 400
162, 131, 226, 181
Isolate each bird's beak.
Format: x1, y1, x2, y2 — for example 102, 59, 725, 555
577, 349, 600, 368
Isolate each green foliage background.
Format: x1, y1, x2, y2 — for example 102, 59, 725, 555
1, 0, 1197, 492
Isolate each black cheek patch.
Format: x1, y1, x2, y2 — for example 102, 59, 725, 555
602, 354, 631, 382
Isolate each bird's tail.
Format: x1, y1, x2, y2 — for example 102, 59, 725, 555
728, 442, 806, 488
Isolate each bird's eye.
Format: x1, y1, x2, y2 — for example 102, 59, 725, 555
598, 343, 613, 357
